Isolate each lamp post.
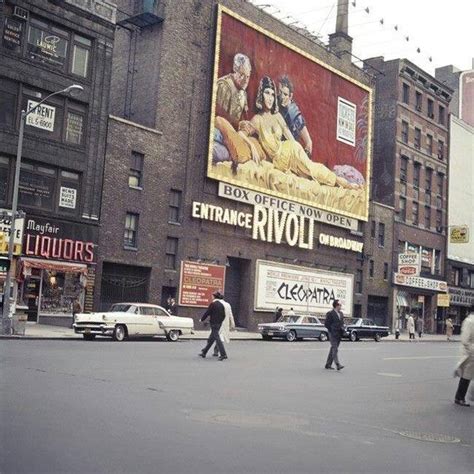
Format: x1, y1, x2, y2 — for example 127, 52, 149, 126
1, 84, 84, 335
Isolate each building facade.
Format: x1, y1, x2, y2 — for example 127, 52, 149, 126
95, 0, 376, 329
365, 57, 453, 333
0, 0, 115, 324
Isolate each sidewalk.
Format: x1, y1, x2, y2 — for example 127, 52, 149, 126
0, 322, 460, 342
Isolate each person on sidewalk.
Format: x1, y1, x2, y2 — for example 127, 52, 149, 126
274, 307, 283, 322
453, 311, 473, 407
407, 313, 416, 340
324, 300, 345, 371
199, 291, 228, 361
416, 316, 424, 339
446, 317, 454, 341
213, 296, 236, 357
72, 299, 82, 329
287, 307, 296, 316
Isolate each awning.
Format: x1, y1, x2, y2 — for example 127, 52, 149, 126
396, 291, 410, 307
20, 257, 88, 276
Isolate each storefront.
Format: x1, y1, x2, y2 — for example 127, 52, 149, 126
16, 215, 97, 325
447, 286, 474, 331
393, 274, 448, 334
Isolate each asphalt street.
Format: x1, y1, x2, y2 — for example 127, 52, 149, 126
1, 338, 472, 474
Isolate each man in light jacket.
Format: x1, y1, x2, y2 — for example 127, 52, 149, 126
453, 311, 474, 407
213, 296, 236, 357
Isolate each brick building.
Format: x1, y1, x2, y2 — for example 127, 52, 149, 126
0, 0, 115, 324
364, 57, 453, 333
95, 0, 378, 329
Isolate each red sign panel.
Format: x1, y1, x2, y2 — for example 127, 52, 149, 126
178, 261, 226, 308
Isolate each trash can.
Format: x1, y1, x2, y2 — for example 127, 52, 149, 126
12, 305, 28, 336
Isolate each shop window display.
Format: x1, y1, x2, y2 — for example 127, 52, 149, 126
40, 270, 83, 314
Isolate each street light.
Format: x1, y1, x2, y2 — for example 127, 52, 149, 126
1, 84, 84, 334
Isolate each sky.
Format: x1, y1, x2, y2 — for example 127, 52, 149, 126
248, 0, 473, 75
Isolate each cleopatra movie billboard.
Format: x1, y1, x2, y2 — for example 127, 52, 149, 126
208, 6, 373, 221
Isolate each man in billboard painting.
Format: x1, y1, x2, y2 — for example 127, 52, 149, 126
215, 53, 251, 128
245, 76, 359, 189
278, 75, 313, 157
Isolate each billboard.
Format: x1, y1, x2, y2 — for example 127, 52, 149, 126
208, 6, 372, 221
178, 261, 226, 308
254, 260, 353, 315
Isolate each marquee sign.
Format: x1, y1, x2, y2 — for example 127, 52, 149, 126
254, 260, 353, 315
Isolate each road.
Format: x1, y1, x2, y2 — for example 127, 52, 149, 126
1, 338, 472, 474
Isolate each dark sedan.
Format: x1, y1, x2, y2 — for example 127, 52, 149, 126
258, 315, 329, 342
343, 318, 390, 342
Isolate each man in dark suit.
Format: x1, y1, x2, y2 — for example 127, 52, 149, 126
199, 291, 228, 361
324, 299, 345, 371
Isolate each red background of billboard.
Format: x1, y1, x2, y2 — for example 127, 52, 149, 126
216, 12, 370, 177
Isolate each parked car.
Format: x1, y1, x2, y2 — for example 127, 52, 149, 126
343, 318, 389, 342
73, 303, 194, 342
258, 315, 328, 342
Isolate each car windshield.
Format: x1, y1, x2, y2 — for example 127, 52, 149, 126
110, 304, 132, 312
277, 316, 300, 323
346, 318, 360, 325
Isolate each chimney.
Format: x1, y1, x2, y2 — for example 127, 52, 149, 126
328, 0, 353, 63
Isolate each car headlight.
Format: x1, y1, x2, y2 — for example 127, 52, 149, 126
278, 326, 285, 331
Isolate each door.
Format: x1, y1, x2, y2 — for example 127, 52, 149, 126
224, 257, 243, 327
25, 277, 41, 322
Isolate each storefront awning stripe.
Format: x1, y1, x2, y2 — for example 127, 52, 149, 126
397, 292, 409, 307
20, 257, 88, 275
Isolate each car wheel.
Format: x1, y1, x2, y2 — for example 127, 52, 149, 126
374, 333, 381, 342
286, 330, 297, 342
319, 332, 328, 342
350, 331, 358, 342
83, 334, 95, 341
113, 325, 127, 342
262, 335, 273, 341
167, 330, 180, 342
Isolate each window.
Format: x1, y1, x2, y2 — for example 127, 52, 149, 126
439, 105, 445, 125
19, 162, 56, 210
435, 250, 441, 275
124, 213, 139, 248
470, 272, 474, 289
424, 206, 431, 229
425, 192, 431, 206
427, 99, 434, 118
169, 189, 182, 223
425, 168, 432, 193
400, 155, 408, 181
0, 156, 9, 204
413, 163, 420, 188
400, 182, 407, 196
437, 140, 444, 159
0, 79, 17, 128
378, 223, 385, 247
415, 91, 422, 111
71, 35, 91, 77
383, 263, 389, 280
58, 170, 80, 214
414, 128, 421, 149
355, 269, 363, 293
402, 83, 410, 104
371, 220, 376, 238
399, 197, 406, 221
24, 16, 91, 77
436, 210, 442, 232
129, 151, 144, 188
65, 110, 84, 145
437, 173, 443, 197
412, 202, 419, 225
165, 237, 178, 270
401, 121, 409, 144
452, 267, 461, 286
369, 260, 374, 278
426, 134, 433, 155
398, 240, 406, 253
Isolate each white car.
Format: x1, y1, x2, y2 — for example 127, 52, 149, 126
73, 303, 194, 342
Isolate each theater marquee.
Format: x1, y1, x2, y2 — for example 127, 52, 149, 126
208, 6, 372, 221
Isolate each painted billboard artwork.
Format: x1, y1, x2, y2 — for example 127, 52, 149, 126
208, 6, 373, 221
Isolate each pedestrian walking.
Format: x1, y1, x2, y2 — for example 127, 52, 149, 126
407, 313, 415, 340
213, 296, 236, 357
274, 307, 283, 322
416, 316, 424, 339
72, 298, 82, 329
453, 311, 474, 407
199, 291, 228, 361
324, 299, 345, 371
168, 298, 177, 315
446, 317, 454, 341
287, 307, 296, 316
